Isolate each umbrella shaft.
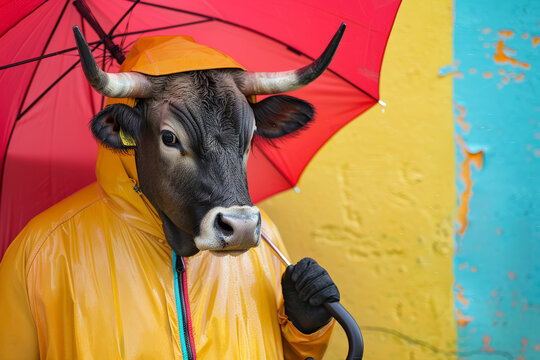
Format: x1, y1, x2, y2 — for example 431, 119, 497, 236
260, 232, 291, 267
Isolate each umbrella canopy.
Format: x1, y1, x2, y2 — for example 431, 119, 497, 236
0, 0, 401, 257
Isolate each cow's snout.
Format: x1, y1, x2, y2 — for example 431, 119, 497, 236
195, 206, 261, 252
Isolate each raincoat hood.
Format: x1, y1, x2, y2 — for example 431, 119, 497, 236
106, 35, 246, 108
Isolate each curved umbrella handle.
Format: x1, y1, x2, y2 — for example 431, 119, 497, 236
323, 302, 364, 360
260, 232, 364, 360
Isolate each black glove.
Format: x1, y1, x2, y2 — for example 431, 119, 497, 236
281, 257, 340, 334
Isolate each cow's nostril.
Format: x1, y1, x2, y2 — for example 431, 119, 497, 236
215, 213, 234, 237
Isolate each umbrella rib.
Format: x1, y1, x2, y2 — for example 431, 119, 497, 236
108, 0, 140, 36
16, 0, 71, 119
1, 1, 48, 38
132, 0, 378, 102
16, 41, 104, 121
110, 19, 214, 38
0, 0, 140, 71
0, 41, 104, 71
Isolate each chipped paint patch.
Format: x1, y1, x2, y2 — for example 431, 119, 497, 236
493, 40, 531, 68
455, 104, 470, 132
455, 135, 484, 237
456, 308, 473, 327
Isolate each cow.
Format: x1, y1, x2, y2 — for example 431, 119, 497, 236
0, 25, 344, 359
74, 25, 344, 258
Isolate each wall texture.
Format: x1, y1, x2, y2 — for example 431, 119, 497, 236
452, 1, 539, 359
260, 0, 457, 359
262, 0, 540, 359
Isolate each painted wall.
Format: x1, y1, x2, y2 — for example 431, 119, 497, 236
260, 0, 457, 359
262, 0, 539, 359
452, 1, 540, 359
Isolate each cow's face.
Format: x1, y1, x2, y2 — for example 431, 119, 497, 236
73, 24, 344, 257
90, 70, 314, 256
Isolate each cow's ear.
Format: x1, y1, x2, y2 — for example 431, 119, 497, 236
251, 95, 314, 138
90, 104, 145, 150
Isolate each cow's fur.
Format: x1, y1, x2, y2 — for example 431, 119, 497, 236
90, 69, 314, 257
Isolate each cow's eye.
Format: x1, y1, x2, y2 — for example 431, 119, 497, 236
161, 130, 177, 146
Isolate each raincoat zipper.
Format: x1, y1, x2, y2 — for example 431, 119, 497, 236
172, 252, 196, 360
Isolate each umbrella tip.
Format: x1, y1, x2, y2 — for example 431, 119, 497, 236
294, 187, 301, 194
378, 100, 387, 107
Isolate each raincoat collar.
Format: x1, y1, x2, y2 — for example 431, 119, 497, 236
95, 146, 164, 240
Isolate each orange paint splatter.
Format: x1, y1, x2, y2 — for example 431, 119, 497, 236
515, 73, 525, 82
522, 33, 530, 39
456, 135, 484, 236
455, 284, 470, 307
459, 263, 469, 270
482, 335, 495, 353
508, 271, 516, 280
483, 72, 493, 79
482, 28, 492, 34
495, 310, 504, 318
455, 105, 470, 132
471, 266, 477, 272
502, 77, 510, 84
512, 301, 518, 307
456, 309, 473, 326
534, 344, 540, 351
516, 356, 524, 360
494, 40, 531, 69
491, 290, 498, 297
469, 68, 477, 74
498, 30, 514, 38
498, 68, 506, 75
521, 338, 529, 354
533, 36, 540, 48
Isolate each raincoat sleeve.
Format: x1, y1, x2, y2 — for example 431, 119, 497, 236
0, 225, 40, 359
261, 214, 335, 360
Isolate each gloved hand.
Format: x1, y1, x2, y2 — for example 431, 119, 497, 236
282, 257, 340, 334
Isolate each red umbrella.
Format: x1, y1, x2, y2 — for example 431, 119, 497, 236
0, 0, 401, 257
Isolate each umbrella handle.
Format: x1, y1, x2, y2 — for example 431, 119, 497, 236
260, 232, 364, 359
323, 301, 364, 360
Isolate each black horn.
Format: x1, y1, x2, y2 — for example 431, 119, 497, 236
73, 26, 152, 99
242, 23, 346, 95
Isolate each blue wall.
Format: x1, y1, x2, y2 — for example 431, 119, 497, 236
453, 1, 540, 359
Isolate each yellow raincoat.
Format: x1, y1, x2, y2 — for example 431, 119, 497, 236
0, 35, 334, 360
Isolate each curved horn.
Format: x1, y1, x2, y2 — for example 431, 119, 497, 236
73, 26, 152, 98
242, 23, 346, 95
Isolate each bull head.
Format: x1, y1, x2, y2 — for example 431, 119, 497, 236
74, 25, 345, 257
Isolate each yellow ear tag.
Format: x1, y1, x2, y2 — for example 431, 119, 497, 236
119, 128, 136, 147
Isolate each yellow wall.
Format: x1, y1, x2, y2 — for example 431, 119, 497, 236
259, 1, 457, 359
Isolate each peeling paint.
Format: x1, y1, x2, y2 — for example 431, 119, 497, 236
455, 105, 470, 132
482, 335, 495, 353
455, 284, 470, 307
493, 40, 531, 68
456, 309, 473, 327
455, 135, 484, 237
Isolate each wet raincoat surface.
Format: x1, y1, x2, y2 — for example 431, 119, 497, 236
0, 36, 334, 359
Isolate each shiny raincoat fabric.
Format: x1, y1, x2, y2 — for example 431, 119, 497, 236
0, 35, 334, 359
